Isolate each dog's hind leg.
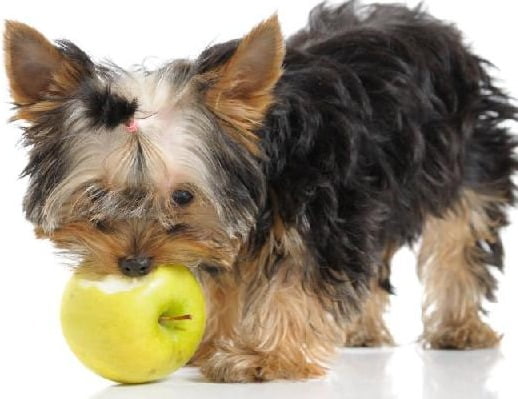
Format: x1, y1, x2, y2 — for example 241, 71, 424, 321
418, 189, 509, 349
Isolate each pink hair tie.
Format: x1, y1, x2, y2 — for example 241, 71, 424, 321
124, 118, 139, 133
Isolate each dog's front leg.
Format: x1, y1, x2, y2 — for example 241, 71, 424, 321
199, 266, 344, 382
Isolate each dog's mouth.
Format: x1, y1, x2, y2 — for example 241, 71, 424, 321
34, 218, 237, 278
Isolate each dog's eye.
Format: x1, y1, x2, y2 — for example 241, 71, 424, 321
171, 190, 194, 206
200, 262, 222, 276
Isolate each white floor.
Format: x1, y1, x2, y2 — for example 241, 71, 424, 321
89, 345, 514, 399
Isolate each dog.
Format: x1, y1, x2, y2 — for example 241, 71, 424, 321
4, 1, 517, 382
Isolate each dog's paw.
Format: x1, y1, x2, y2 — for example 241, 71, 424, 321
345, 326, 394, 347
422, 319, 501, 350
187, 341, 216, 367
200, 347, 326, 382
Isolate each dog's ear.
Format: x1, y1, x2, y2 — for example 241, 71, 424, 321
204, 15, 285, 146
4, 21, 92, 108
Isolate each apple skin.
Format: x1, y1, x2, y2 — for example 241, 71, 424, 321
61, 264, 206, 384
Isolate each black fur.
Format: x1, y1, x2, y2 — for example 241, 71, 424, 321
264, 2, 517, 305
17, 41, 95, 223
59, 40, 138, 130
21, 107, 71, 224
198, 2, 518, 311
82, 84, 138, 130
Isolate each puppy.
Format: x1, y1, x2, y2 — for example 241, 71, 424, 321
4, 1, 516, 382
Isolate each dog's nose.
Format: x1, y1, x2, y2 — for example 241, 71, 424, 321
118, 256, 153, 277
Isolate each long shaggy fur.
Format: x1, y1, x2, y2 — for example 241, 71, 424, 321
187, 1, 518, 323
254, 2, 517, 307
5, 1, 517, 382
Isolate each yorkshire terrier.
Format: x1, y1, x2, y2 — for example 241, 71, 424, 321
4, 1, 517, 382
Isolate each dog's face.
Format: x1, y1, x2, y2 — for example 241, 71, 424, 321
4, 18, 284, 276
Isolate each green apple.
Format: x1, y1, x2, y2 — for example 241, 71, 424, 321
61, 264, 206, 384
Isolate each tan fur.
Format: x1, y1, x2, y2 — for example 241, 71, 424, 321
344, 245, 395, 347
202, 16, 285, 155
344, 281, 394, 347
188, 272, 239, 366
193, 216, 344, 382
4, 21, 87, 119
418, 189, 503, 349
38, 193, 238, 275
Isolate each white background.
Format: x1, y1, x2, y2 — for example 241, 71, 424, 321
0, 1, 516, 398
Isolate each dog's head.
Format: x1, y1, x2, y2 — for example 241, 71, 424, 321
4, 18, 284, 276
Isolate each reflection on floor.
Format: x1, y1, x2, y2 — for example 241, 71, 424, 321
92, 345, 510, 399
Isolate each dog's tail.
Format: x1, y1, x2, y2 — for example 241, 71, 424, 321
462, 57, 518, 203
